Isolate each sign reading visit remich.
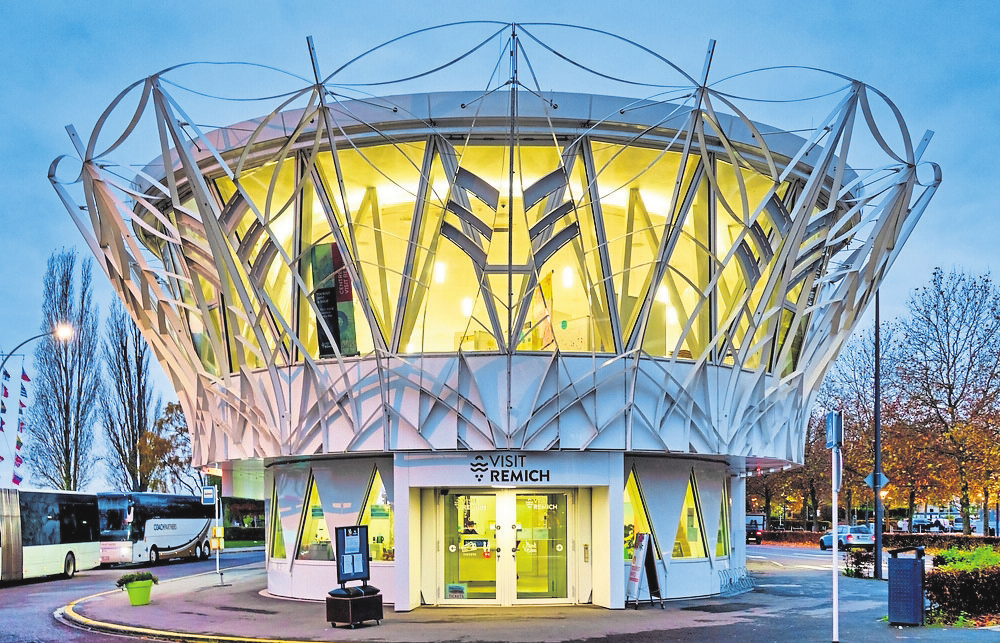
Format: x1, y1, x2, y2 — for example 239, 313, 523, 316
469, 454, 551, 483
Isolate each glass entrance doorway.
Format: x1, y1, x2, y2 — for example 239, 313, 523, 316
442, 489, 571, 605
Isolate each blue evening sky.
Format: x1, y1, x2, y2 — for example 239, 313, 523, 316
0, 1, 995, 448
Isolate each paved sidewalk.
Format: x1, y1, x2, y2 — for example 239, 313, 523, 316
58, 561, 1000, 642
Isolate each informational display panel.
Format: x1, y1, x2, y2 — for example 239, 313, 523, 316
335, 525, 370, 584
625, 532, 663, 608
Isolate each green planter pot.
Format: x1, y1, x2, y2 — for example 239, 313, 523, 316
125, 579, 153, 606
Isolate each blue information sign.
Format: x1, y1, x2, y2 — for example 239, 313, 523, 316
202, 486, 217, 505
335, 525, 370, 584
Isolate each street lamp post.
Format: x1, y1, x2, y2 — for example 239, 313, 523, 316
874, 291, 884, 580
0, 323, 75, 385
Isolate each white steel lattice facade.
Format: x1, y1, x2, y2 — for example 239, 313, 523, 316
53, 24, 938, 606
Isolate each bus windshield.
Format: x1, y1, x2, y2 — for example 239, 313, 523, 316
98, 496, 132, 542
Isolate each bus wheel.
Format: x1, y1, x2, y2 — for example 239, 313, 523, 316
63, 552, 76, 579
201, 542, 211, 560
149, 547, 160, 565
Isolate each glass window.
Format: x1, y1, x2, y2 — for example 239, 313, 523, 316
297, 479, 334, 561
623, 468, 658, 561
716, 483, 730, 557
672, 473, 707, 559
359, 469, 394, 561
272, 469, 308, 560
269, 485, 286, 559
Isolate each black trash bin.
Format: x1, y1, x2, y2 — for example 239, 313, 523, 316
887, 546, 925, 626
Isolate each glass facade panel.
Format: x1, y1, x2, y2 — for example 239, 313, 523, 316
623, 468, 658, 561
590, 143, 690, 343
273, 469, 308, 560
567, 153, 614, 352
297, 480, 334, 561
443, 493, 497, 599
269, 486, 286, 559
359, 469, 394, 561
644, 173, 710, 359
515, 493, 567, 599
672, 474, 707, 559
716, 483, 730, 557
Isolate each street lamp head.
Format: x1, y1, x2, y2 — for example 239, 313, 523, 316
53, 323, 74, 341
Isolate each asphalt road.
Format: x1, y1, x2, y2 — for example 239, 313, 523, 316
0, 550, 263, 643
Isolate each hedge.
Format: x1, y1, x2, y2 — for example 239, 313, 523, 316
758, 531, 1000, 549
222, 526, 265, 542
925, 566, 1000, 619
760, 531, 824, 545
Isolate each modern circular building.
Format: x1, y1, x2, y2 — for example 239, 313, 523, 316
53, 23, 939, 609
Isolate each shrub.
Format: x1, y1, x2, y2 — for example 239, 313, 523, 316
884, 533, 1000, 551
932, 546, 1000, 571
844, 549, 875, 578
925, 565, 1000, 620
116, 571, 159, 589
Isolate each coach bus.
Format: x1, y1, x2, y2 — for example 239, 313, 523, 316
0, 489, 102, 581
97, 492, 213, 565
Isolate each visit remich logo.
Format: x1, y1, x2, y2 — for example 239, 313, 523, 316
470, 455, 488, 481
469, 453, 551, 483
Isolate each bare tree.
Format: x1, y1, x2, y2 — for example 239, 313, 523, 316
25, 250, 101, 490
898, 268, 1000, 534
102, 299, 161, 491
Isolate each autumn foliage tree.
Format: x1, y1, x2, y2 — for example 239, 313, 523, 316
897, 268, 1000, 534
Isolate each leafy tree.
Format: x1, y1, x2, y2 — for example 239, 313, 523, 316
898, 268, 1000, 534
146, 402, 204, 495
25, 250, 101, 490
102, 299, 161, 491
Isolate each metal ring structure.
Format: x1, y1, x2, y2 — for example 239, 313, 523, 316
51, 22, 940, 473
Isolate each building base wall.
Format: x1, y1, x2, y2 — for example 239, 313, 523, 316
264, 453, 744, 606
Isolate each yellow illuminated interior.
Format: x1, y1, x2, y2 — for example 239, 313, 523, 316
672, 474, 707, 559
623, 468, 658, 561
297, 480, 333, 561
716, 485, 730, 557
170, 138, 805, 374
359, 469, 394, 561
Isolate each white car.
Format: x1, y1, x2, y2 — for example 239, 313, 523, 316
819, 525, 875, 550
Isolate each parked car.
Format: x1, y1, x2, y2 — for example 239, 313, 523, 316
746, 514, 765, 544
819, 525, 874, 550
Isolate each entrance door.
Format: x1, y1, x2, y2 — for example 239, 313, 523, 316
442, 490, 571, 605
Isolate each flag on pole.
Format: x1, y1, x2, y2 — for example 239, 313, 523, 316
18, 407, 23, 416
0, 455, 4, 462
12, 472, 22, 485
20, 383, 27, 397
1, 401, 5, 413
21, 370, 30, 382
0, 418, 4, 431
2, 386, 7, 398
18, 420, 25, 432
19, 400, 25, 409
1, 370, 8, 381
15, 435, 23, 450
14, 454, 22, 467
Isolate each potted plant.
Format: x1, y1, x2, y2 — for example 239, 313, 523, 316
116, 571, 159, 606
